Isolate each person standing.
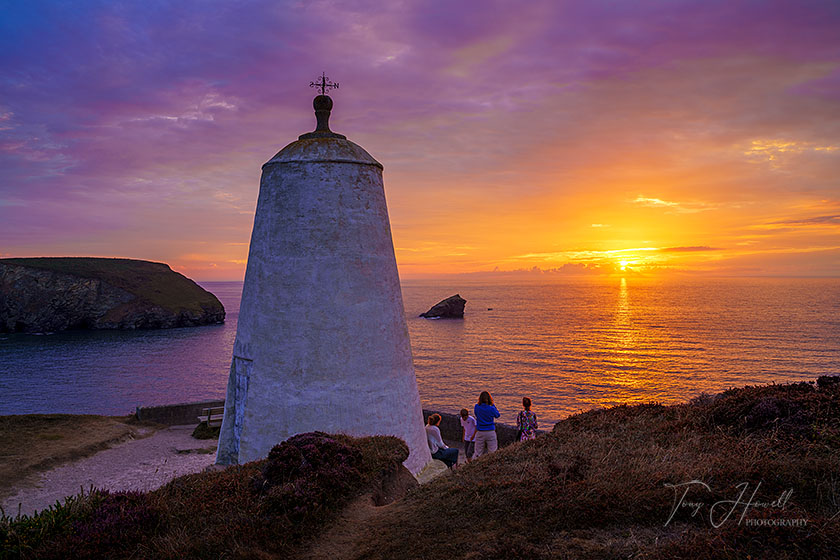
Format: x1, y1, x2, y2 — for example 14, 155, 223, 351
473, 391, 500, 458
426, 413, 459, 469
516, 397, 538, 441
459, 408, 477, 461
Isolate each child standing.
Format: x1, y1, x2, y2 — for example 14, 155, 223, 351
516, 397, 538, 441
459, 408, 477, 461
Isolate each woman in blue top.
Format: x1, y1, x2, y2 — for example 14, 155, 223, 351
473, 391, 500, 458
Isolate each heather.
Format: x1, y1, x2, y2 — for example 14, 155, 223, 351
1, 432, 410, 559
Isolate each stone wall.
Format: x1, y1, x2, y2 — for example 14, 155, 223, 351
135, 401, 536, 449
135, 400, 224, 426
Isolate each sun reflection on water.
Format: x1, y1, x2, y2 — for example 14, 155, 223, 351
599, 277, 654, 400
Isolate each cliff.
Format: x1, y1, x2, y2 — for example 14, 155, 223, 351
0, 257, 225, 333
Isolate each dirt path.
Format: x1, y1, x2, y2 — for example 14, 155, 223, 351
305, 493, 388, 560
303, 439, 466, 560
2, 425, 217, 517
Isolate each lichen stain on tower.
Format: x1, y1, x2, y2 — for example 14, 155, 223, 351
216, 76, 432, 474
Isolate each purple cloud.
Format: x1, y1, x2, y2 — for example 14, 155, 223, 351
1, 0, 839, 277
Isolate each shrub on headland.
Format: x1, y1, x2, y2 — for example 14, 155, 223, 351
256, 432, 364, 524
190, 421, 219, 440
44, 491, 159, 559
687, 377, 840, 442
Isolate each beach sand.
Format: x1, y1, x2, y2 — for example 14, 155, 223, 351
2, 424, 217, 517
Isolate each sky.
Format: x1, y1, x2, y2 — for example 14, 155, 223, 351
1, 0, 839, 280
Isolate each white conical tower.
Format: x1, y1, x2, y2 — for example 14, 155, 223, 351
216, 82, 431, 474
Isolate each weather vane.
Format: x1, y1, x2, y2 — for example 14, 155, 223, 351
309, 72, 339, 95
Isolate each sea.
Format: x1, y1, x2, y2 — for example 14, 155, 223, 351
1, 277, 838, 426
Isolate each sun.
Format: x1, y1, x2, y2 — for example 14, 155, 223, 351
620, 260, 628, 271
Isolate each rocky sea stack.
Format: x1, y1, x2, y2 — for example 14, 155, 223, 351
420, 294, 467, 318
0, 257, 225, 333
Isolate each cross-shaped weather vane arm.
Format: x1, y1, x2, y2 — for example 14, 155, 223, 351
309, 72, 339, 95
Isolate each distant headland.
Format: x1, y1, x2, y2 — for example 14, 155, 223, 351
0, 257, 224, 333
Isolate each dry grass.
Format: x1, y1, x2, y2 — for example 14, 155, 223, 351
3, 380, 839, 559
0, 415, 141, 500
347, 382, 840, 559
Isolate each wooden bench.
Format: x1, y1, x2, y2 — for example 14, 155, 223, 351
197, 406, 225, 428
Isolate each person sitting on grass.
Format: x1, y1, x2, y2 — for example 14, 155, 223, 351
426, 413, 459, 469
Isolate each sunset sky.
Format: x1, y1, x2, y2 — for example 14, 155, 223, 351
1, 0, 839, 280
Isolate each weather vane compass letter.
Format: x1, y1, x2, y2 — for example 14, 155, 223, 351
310, 72, 339, 96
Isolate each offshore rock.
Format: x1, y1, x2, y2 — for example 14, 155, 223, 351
420, 294, 467, 318
0, 257, 225, 333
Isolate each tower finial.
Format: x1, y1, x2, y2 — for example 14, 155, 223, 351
300, 72, 346, 140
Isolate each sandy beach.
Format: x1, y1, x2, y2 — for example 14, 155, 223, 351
2, 424, 217, 517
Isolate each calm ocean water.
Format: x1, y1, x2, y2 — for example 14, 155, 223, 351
1, 277, 838, 425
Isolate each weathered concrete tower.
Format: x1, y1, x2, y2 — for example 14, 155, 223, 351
216, 78, 431, 474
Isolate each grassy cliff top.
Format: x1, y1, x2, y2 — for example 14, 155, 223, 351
0, 257, 221, 314
353, 378, 840, 559
3, 379, 839, 558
